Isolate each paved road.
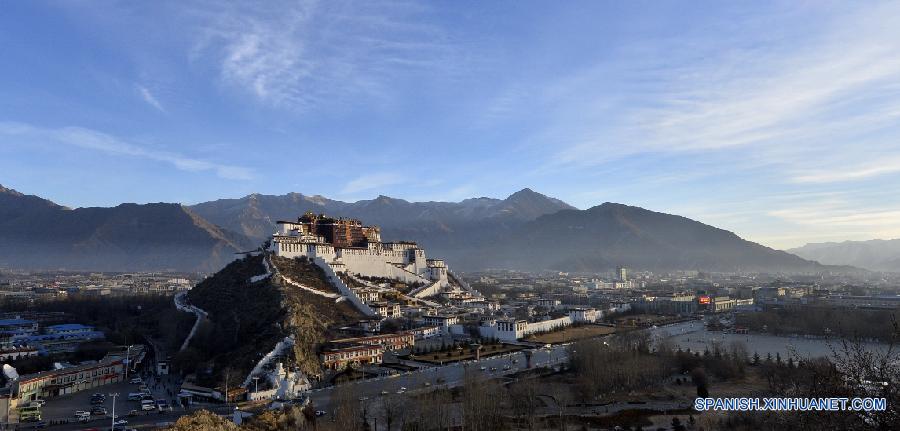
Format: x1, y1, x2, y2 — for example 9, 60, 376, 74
18, 343, 575, 430
309, 344, 571, 413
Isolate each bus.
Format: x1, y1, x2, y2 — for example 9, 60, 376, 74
18, 405, 42, 422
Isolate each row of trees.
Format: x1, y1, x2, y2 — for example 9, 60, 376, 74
736, 307, 896, 341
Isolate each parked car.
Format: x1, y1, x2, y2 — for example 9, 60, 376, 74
129, 377, 143, 384
127, 393, 143, 401
29, 399, 46, 407
90, 406, 107, 415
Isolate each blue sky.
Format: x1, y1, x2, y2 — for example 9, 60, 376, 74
2, 1, 900, 249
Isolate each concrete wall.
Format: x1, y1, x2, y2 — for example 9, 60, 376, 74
312, 257, 377, 317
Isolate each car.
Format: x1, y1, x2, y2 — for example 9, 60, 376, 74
129, 377, 142, 384
314, 410, 326, 417
90, 398, 105, 405
128, 409, 139, 417
423, 382, 431, 387
357, 396, 369, 401
29, 399, 46, 407
503, 365, 510, 370
380, 390, 388, 395
141, 400, 156, 411
127, 393, 143, 401
90, 406, 107, 415
74, 410, 90, 417
113, 419, 128, 426
479, 366, 486, 371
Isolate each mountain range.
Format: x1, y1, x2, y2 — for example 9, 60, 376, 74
788, 240, 900, 272
0, 185, 250, 272
0, 184, 835, 273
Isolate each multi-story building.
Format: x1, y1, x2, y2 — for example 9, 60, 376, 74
331, 332, 415, 351
15, 357, 124, 402
370, 302, 401, 319
271, 212, 453, 290
423, 315, 459, 329
320, 344, 384, 370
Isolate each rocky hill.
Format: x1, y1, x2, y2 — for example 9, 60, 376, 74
185, 253, 363, 382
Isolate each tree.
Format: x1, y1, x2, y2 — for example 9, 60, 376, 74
691, 368, 709, 398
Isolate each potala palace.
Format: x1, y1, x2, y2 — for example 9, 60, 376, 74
268, 212, 621, 349
270, 212, 468, 299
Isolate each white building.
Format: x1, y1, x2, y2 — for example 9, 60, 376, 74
271, 213, 452, 291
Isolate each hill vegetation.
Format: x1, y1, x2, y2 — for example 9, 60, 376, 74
184, 253, 363, 385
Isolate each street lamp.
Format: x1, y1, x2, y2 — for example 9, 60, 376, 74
108, 392, 119, 431
253, 377, 260, 395
124, 345, 133, 382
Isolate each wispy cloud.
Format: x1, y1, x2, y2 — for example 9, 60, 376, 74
136, 85, 166, 113
188, 1, 459, 111
539, 3, 900, 184
0, 122, 252, 180
341, 172, 405, 194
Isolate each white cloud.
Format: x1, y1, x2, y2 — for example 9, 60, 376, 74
189, 1, 458, 111
137, 85, 166, 113
540, 3, 900, 184
340, 172, 405, 194
791, 157, 900, 184
0, 122, 252, 180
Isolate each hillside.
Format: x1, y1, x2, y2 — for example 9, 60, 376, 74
789, 239, 900, 272
186, 254, 364, 381
456, 203, 829, 273
0, 184, 253, 272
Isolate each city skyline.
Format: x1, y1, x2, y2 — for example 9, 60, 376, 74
2, 1, 900, 249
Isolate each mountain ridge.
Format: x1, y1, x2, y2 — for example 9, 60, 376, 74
789, 239, 900, 272
0, 184, 253, 272
0, 184, 852, 273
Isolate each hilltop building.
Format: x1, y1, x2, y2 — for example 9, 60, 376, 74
271, 212, 474, 299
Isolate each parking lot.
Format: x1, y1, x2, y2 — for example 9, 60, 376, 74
36, 373, 183, 426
